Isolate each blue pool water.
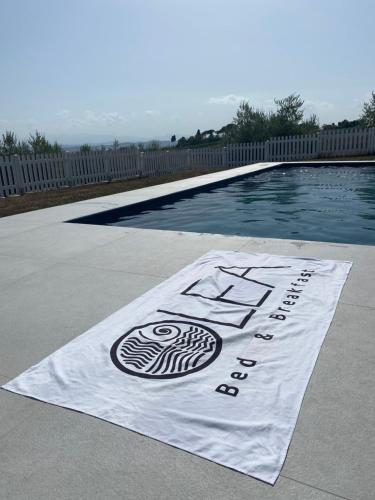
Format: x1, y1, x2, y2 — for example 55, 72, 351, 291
72, 166, 375, 245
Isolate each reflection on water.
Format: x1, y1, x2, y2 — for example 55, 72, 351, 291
99, 166, 375, 245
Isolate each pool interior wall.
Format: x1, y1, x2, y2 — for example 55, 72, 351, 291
69, 163, 375, 246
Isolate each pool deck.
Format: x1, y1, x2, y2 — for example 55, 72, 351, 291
0, 162, 374, 500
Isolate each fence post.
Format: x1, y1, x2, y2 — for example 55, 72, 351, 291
136, 150, 142, 175
11, 155, 24, 195
186, 149, 192, 169
264, 141, 270, 162
371, 127, 375, 154
104, 152, 112, 182
63, 154, 73, 186
137, 151, 145, 176
222, 146, 227, 168
316, 132, 323, 159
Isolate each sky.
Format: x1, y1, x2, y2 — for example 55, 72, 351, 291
0, 0, 374, 144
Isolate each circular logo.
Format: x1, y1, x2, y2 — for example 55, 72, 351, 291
110, 320, 222, 379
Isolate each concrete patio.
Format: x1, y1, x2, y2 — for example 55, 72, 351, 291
0, 164, 374, 500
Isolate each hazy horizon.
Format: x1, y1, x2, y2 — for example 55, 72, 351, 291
1, 0, 374, 145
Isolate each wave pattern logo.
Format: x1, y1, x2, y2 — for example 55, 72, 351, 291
110, 321, 222, 379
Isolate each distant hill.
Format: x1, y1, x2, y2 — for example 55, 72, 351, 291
62, 137, 176, 152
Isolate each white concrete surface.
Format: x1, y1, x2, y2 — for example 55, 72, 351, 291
0, 163, 374, 499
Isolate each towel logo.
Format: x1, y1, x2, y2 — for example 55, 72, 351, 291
111, 320, 222, 379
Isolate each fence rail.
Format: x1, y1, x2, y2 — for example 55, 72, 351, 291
1, 127, 375, 197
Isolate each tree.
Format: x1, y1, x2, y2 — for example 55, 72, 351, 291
0, 131, 32, 156
177, 136, 187, 148
270, 93, 319, 136
28, 130, 62, 154
80, 144, 91, 153
338, 119, 361, 128
229, 94, 319, 142
18, 140, 31, 155
232, 101, 271, 143
322, 119, 361, 130
28, 130, 49, 154
202, 129, 214, 138
217, 123, 236, 141
270, 94, 305, 136
51, 141, 62, 154
275, 94, 304, 123
298, 114, 320, 135
1, 131, 18, 155
361, 91, 375, 127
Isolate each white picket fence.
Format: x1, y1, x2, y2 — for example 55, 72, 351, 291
1, 127, 375, 197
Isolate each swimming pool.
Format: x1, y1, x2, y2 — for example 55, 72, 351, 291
71, 165, 375, 245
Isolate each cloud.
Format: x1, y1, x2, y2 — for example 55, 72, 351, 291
169, 114, 182, 122
353, 93, 371, 109
0, 120, 10, 134
304, 100, 334, 110
263, 98, 276, 109
21, 118, 39, 130
56, 109, 127, 128
145, 109, 160, 116
82, 110, 127, 125
208, 94, 248, 105
56, 109, 71, 119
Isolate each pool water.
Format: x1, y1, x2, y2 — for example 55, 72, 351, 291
73, 166, 375, 245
